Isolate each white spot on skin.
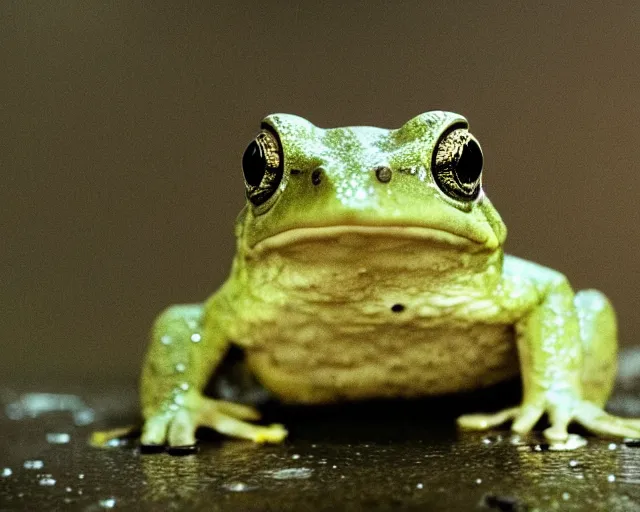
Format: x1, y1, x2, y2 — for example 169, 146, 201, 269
23, 460, 44, 470
175, 363, 186, 373
607, 474, 616, 482
161, 335, 172, 345
179, 382, 190, 391
2, 468, 12, 477
190, 333, 201, 343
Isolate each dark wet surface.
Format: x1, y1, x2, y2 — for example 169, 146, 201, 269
4, 349, 640, 511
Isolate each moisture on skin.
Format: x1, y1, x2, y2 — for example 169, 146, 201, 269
138, 111, 640, 448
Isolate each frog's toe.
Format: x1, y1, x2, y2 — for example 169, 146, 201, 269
141, 413, 172, 446
200, 401, 287, 443
207, 398, 262, 421
574, 402, 640, 439
457, 406, 520, 430
167, 409, 197, 446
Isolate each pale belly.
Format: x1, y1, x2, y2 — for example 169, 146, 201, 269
238, 231, 518, 403
245, 315, 520, 404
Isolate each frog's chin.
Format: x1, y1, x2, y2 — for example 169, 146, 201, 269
249, 225, 494, 255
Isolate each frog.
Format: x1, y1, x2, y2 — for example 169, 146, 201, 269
138, 111, 640, 449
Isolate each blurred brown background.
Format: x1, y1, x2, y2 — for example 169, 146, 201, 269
2, 2, 640, 387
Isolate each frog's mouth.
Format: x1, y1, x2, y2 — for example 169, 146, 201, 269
249, 224, 494, 254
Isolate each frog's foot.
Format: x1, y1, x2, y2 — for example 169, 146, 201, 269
141, 394, 288, 447
457, 400, 640, 442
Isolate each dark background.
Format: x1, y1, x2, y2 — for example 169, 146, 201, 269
3, 1, 640, 387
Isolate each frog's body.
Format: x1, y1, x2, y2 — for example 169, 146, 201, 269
139, 111, 639, 448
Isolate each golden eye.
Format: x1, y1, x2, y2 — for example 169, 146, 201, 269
242, 129, 283, 206
432, 128, 483, 201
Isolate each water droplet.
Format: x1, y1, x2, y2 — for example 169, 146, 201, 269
291, 454, 300, 460
223, 481, 255, 492
39, 476, 56, 486
79, 473, 85, 479
509, 435, 525, 446
66, 487, 72, 492
562, 492, 571, 501
46, 432, 70, 444
416, 483, 424, 489
175, 363, 186, 373
265, 468, 313, 480
99, 497, 116, 508
2, 468, 12, 477
173, 394, 185, 406
332, 465, 337, 469
608, 442, 618, 450
569, 460, 579, 468
179, 382, 189, 391
482, 434, 503, 445
161, 335, 172, 345
24, 460, 44, 470
475, 478, 482, 484
608, 474, 616, 482
190, 333, 201, 343
106, 438, 127, 448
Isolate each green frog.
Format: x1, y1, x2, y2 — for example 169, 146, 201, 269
139, 111, 640, 448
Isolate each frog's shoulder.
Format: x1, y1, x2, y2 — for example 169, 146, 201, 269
503, 254, 566, 284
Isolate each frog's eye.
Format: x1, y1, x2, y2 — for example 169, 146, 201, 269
431, 128, 483, 202
242, 129, 283, 206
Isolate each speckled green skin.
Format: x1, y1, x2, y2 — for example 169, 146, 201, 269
139, 111, 640, 448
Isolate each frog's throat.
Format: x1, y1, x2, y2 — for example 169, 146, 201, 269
248, 225, 494, 254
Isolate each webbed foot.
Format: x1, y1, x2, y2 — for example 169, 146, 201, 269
141, 392, 287, 447
457, 399, 640, 443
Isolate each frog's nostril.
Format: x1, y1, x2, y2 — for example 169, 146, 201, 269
311, 169, 323, 186
375, 166, 392, 183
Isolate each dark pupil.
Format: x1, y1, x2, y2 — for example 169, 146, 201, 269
455, 139, 483, 184
242, 140, 266, 187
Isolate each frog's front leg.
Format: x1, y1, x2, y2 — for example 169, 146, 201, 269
458, 278, 640, 442
140, 302, 287, 447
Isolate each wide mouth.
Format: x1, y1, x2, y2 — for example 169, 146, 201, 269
249, 224, 489, 253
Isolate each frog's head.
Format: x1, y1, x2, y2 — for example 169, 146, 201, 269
239, 112, 506, 255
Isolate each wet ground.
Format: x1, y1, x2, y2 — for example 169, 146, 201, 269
4, 349, 640, 511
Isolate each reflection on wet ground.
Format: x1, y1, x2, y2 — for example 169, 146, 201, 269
3, 349, 640, 511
